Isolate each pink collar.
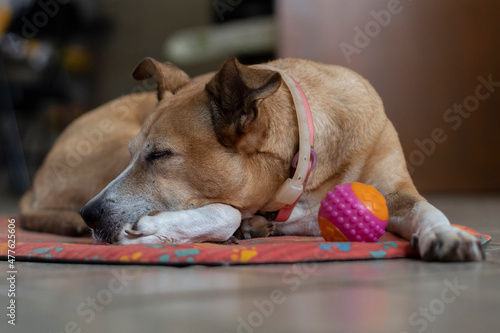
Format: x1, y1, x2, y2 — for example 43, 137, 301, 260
257, 65, 316, 222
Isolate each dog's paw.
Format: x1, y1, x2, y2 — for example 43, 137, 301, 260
116, 214, 178, 245
219, 235, 240, 245
118, 233, 164, 245
234, 215, 274, 240
412, 225, 485, 261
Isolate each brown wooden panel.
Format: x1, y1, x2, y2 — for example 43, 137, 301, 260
277, 0, 500, 192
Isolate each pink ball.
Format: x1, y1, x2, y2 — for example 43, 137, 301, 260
318, 182, 388, 242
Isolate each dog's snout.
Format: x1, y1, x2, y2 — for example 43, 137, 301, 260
80, 202, 104, 229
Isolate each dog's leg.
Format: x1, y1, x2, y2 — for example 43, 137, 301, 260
360, 122, 484, 261
20, 210, 89, 236
386, 193, 484, 261
116, 204, 241, 244
19, 190, 89, 236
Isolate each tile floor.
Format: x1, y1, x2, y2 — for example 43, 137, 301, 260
0, 193, 499, 333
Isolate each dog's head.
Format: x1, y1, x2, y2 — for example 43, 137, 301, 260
81, 57, 296, 244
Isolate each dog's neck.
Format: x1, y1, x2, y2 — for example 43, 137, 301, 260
257, 65, 316, 222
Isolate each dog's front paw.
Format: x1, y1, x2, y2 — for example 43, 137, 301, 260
116, 215, 169, 245
412, 226, 485, 261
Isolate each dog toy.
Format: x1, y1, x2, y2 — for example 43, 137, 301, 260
318, 182, 388, 242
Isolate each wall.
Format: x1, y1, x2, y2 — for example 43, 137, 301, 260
277, 0, 500, 192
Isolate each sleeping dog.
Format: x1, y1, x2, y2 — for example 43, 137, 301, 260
20, 57, 484, 261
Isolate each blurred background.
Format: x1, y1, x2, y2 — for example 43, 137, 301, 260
1, 0, 499, 211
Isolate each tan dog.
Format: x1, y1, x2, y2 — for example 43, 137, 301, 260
22, 57, 484, 261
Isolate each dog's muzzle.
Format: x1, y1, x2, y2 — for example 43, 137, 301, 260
80, 201, 105, 230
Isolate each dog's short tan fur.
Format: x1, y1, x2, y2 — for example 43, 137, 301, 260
21, 57, 484, 261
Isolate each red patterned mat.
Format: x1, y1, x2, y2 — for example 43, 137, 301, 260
0, 216, 491, 265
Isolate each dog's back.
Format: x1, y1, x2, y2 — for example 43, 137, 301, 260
20, 92, 157, 235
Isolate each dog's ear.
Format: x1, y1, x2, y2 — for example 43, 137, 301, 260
132, 57, 190, 100
206, 57, 281, 152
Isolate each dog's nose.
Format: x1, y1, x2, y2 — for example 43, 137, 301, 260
80, 202, 103, 229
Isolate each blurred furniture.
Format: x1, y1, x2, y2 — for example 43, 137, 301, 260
164, 16, 274, 66
277, 0, 500, 192
0, 0, 109, 195
164, 0, 275, 66
0, 58, 30, 194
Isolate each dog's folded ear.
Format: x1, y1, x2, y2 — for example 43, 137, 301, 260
132, 57, 191, 100
206, 57, 282, 152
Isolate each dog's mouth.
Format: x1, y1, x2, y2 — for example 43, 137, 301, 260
90, 227, 120, 245
91, 232, 113, 245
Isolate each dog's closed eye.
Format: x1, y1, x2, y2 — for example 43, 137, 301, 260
147, 150, 173, 162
